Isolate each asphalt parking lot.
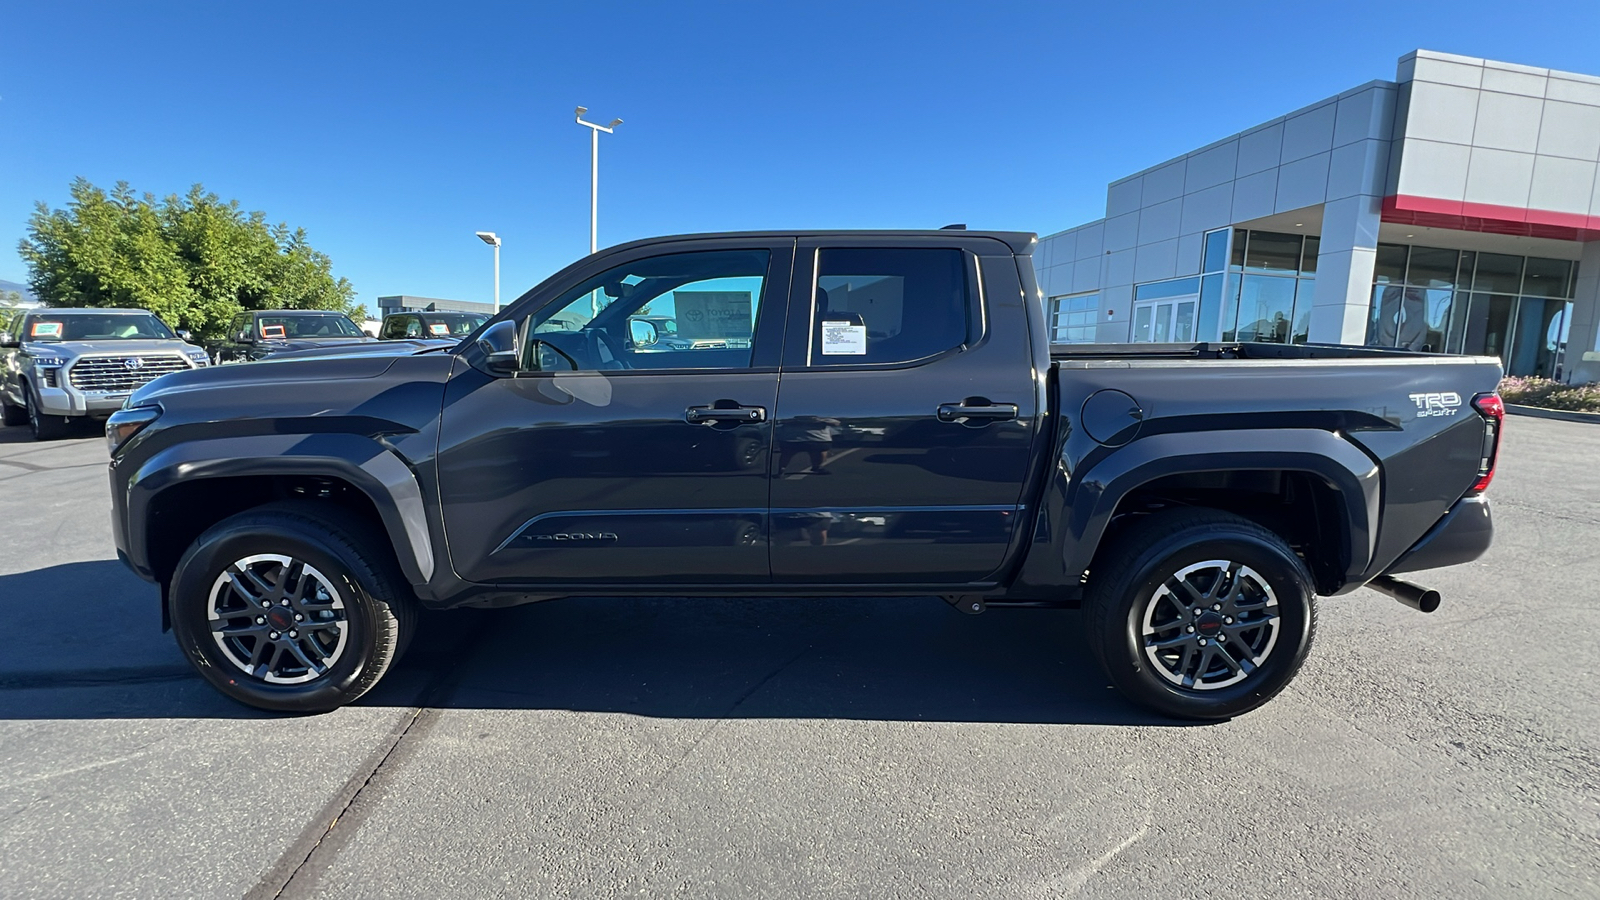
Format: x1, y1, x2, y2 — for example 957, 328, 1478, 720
0, 415, 1596, 899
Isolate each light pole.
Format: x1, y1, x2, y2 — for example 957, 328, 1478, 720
574, 106, 622, 255
475, 231, 501, 313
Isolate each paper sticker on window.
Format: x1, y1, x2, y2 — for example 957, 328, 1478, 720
260, 325, 287, 339
429, 322, 450, 336
820, 321, 867, 355
30, 322, 63, 339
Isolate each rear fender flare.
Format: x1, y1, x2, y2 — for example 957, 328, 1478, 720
1063, 428, 1380, 588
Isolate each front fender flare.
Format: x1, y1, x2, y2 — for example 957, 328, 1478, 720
124, 433, 435, 586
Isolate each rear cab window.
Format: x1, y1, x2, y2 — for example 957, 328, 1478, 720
807, 248, 971, 367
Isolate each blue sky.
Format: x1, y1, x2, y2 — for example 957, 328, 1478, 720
3, 1, 1598, 314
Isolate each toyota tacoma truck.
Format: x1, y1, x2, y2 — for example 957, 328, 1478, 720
106, 231, 1503, 719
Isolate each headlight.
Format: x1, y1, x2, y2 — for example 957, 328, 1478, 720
32, 354, 67, 369
183, 349, 209, 366
105, 404, 162, 456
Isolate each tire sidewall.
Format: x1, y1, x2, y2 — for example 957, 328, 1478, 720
171, 520, 386, 712
1106, 527, 1314, 719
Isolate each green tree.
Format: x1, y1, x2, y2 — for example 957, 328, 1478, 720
18, 179, 361, 338
0, 290, 21, 308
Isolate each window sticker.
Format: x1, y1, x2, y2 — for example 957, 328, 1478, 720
820, 320, 867, 355
429, 322, 450, 335
30, 322, 63, 339
260, 324, 287, 339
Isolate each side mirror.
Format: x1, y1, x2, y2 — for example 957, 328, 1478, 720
237, 331, 253, 344
476, 320, 520, 374
629, 319, 659, 347
177, 330, 194, 343
0, 332, 16, 349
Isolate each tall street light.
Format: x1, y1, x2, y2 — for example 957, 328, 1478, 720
574, 106, 622, 255
475, 231, 501, 313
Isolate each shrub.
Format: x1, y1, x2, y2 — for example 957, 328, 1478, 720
1498, 376, 1600, 413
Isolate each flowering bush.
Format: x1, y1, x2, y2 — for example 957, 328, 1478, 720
1498, 376, 1600, 412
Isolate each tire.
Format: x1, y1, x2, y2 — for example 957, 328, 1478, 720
1085, 508, 1317, 721
24, 384, 68, 440
168, 501, 417, 713
0, 397, 24, 427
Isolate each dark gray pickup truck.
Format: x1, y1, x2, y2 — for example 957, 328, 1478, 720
106, 230, 1503, 719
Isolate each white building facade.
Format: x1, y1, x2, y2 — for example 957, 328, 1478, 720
1038, 50, 1600, 384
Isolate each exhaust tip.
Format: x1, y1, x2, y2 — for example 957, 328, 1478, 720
1369, 575, 1442, 614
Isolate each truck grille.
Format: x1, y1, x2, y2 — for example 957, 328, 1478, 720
67, 355, 192, 393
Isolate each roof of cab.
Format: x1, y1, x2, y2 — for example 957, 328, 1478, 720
601, 230, 1038, 257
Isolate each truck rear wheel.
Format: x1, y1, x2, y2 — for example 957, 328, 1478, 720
0, 397, 24, 427
1085, 508, 1316, 720
168, 502, 416, 713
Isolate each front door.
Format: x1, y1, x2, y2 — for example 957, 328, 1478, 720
767, 239, 1040, 585
435, 240, 793, 585
1132, 297, 1197, 342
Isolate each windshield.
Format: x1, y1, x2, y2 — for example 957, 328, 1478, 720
422, 313, 489, 336
258, 315, 362, 339
26, 314, 176, 342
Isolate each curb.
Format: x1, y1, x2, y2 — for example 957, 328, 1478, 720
1505, 404, 1600, 424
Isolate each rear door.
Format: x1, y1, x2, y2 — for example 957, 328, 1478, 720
769, 237, 1040, 585
435, 238, 794, 586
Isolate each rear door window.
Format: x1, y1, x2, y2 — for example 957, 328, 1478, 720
809, 248, 970, 366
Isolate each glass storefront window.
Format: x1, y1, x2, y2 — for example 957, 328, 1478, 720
1406, 247, 1460, 288
1230, 229, 1247, 269
1199, 274, 1223, 343
1244, 232, 1303, 273
1374, 244, 1408, 284
1203, 229, 1230, 274
1367, 285, 1453, 352
1291, 278, 1314, 344
1235, 275, 1296, 343
1457, 251, 1477, 291
1522, 257, 1572, 299
1474, 253, 1524, 294
1135, 277, 1201, 301
1301, 236, 1320, 275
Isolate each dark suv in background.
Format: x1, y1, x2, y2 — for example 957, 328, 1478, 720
207, 310, 372, 363
378, 311, 488, 341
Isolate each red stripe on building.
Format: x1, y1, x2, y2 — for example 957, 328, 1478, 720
1382, 195, 1600, 242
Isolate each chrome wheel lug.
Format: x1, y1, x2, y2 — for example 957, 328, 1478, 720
294, 613, 303, 622
281, 599, 291, 606
288, 630, 298, 639
1212, 603, 1222, 611
255, 616, 266, 625
1218, 635, 1226, 642
269, 632, 280, 640
1224, 616, 1234, 624
1198, 638, 1208, 646
1186, 625, 1195, 633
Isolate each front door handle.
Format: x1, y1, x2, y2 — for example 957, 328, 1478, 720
937, 401, 1019, 423
686, 404, 767, 424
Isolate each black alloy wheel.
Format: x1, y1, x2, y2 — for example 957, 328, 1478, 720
169, 502, 415, 712
1085, 508, 1317, 720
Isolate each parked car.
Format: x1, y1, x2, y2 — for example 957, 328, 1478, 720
108, 230, 1503, 718
0, 307, 207, 440
208, 310, 372, 363
378, 311, 489, 341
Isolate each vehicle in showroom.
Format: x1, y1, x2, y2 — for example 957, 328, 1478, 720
0, 307, 208, 440
107, 230, 1503, 719
378, 310, 489, 341
207, 309, 372, 363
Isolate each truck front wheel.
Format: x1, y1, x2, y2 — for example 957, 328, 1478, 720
168, 502, 416, 713
1085, 509, 1317, 721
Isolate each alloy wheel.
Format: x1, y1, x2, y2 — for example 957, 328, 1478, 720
1139, 559, 1281, 690
207, 554, 350, 684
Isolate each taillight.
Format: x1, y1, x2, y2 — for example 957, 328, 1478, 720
1469, 393, 1504, 494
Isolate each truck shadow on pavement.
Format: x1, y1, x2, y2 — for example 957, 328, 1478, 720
0, 560, 1190, 727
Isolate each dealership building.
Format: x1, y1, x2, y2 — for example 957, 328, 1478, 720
1036, 50, 1600, 383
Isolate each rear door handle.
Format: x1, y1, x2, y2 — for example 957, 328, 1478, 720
937, 402, 1019, 423
686, 404, 767, 424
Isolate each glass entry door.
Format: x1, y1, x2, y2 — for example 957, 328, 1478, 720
1132, 297, 1197, 343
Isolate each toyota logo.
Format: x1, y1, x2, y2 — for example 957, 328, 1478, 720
123, 357, 144, 371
